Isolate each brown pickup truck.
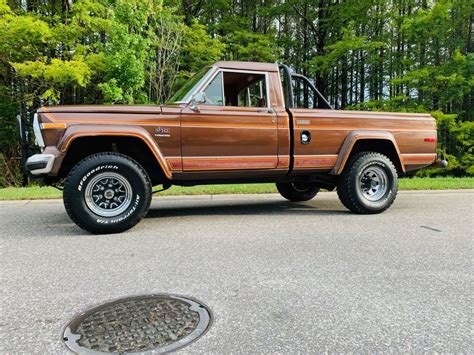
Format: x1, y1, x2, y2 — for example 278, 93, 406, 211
23, 61, 446, 234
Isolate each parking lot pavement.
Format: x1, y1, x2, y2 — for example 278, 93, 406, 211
1, 190, 473, 353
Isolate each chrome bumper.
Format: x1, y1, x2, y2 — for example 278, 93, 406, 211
25, 154, 55, 175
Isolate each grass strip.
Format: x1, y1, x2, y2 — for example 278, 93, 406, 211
0, 177, 472, 201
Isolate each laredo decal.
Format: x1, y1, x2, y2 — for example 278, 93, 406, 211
154, 127, 171, 138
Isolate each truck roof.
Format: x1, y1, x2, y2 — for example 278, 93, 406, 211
214, 61, 279, 72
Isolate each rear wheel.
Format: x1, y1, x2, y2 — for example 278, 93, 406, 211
276, 182, 320, 202
63, 152, 152, 234
337, 152, 398, 214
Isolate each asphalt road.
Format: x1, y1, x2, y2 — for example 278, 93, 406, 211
1, 190, 473, 353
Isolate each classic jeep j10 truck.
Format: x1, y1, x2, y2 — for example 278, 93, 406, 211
23, 61, 446, 233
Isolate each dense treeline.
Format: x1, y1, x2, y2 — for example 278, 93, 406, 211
0, 0, 472, 186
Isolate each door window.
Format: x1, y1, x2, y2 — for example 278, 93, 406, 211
224, 72, 267, 107
202, 71, 268, 108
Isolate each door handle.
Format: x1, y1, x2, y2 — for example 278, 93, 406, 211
257, 108, 274, 114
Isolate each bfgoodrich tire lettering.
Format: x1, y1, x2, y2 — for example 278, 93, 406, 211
337, 152, 398, 214
64, 152, 152, 234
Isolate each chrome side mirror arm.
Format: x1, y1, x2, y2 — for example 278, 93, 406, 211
189, 102, 200, 112
188, 92, 207, 112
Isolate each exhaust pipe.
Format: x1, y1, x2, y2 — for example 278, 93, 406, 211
431, 159, 448, 169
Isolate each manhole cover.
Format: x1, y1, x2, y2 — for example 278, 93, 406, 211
62, 294, 212, 354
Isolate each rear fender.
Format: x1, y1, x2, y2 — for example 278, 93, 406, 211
331, 130, 403, 175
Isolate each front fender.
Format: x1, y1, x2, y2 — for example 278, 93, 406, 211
331, 130, 403, 175
58, 124, 173, 179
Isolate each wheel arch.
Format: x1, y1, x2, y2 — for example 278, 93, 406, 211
332, 131, 404, 175
57, 126, 172, 184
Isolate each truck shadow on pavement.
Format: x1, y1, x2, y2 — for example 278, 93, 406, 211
11, 199, 347, 236
145, 199, 348, 219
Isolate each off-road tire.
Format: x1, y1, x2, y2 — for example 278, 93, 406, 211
276, 182, 320, 202
63, 152, 152, 234
337, 152, 398, 214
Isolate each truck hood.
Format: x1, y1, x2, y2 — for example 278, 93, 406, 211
38, 104, 182, 115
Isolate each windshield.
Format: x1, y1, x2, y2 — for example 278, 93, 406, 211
167, 66, 212, 104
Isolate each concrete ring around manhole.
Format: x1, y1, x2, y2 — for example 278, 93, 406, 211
62, 294, 212, 354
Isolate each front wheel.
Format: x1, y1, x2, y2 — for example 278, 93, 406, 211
63, 152, 152, 234
276, 182, 320, 202
337, 152, 398, 214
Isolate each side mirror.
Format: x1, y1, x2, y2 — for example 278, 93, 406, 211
189, 92, 207, 112
191, 92, 207, 105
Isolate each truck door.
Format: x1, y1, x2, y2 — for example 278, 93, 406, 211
180, 70, 279, 174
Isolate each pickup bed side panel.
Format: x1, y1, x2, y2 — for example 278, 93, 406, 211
289, 109, 437, 174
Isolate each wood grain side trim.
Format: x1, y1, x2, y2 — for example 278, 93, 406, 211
182, 156, 278, 171
182, 122, 275, 129
401, 153, 437, 165
277, 156, 290, 169
169, 156, 288, 171
42, 112, 180, 127
294, 126, 436, 132
294, 155, 338, 169
166, 157, 183, 171
290, 108, 434, 120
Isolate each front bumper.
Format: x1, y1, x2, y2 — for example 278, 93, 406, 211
25, 154, 55, 175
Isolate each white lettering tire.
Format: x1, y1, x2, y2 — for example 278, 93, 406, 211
63, 153, 152, 234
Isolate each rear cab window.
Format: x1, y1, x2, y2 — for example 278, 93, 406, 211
279, 64, 332, 109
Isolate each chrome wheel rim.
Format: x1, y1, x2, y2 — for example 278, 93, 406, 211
84, 172, 132, 217
359, 166, 388, 202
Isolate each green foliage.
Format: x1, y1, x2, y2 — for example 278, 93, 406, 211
0, 0, 11, 14
0, 0, 472, 187
415, 111, 473, 177
13, 59, 92, 87
173, 20, 225, 93
98, 79, 124, 104
180, 21, 225, 72
456, 121, 474, 175
225, 30, 276, 62
0, 13, 52, 62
